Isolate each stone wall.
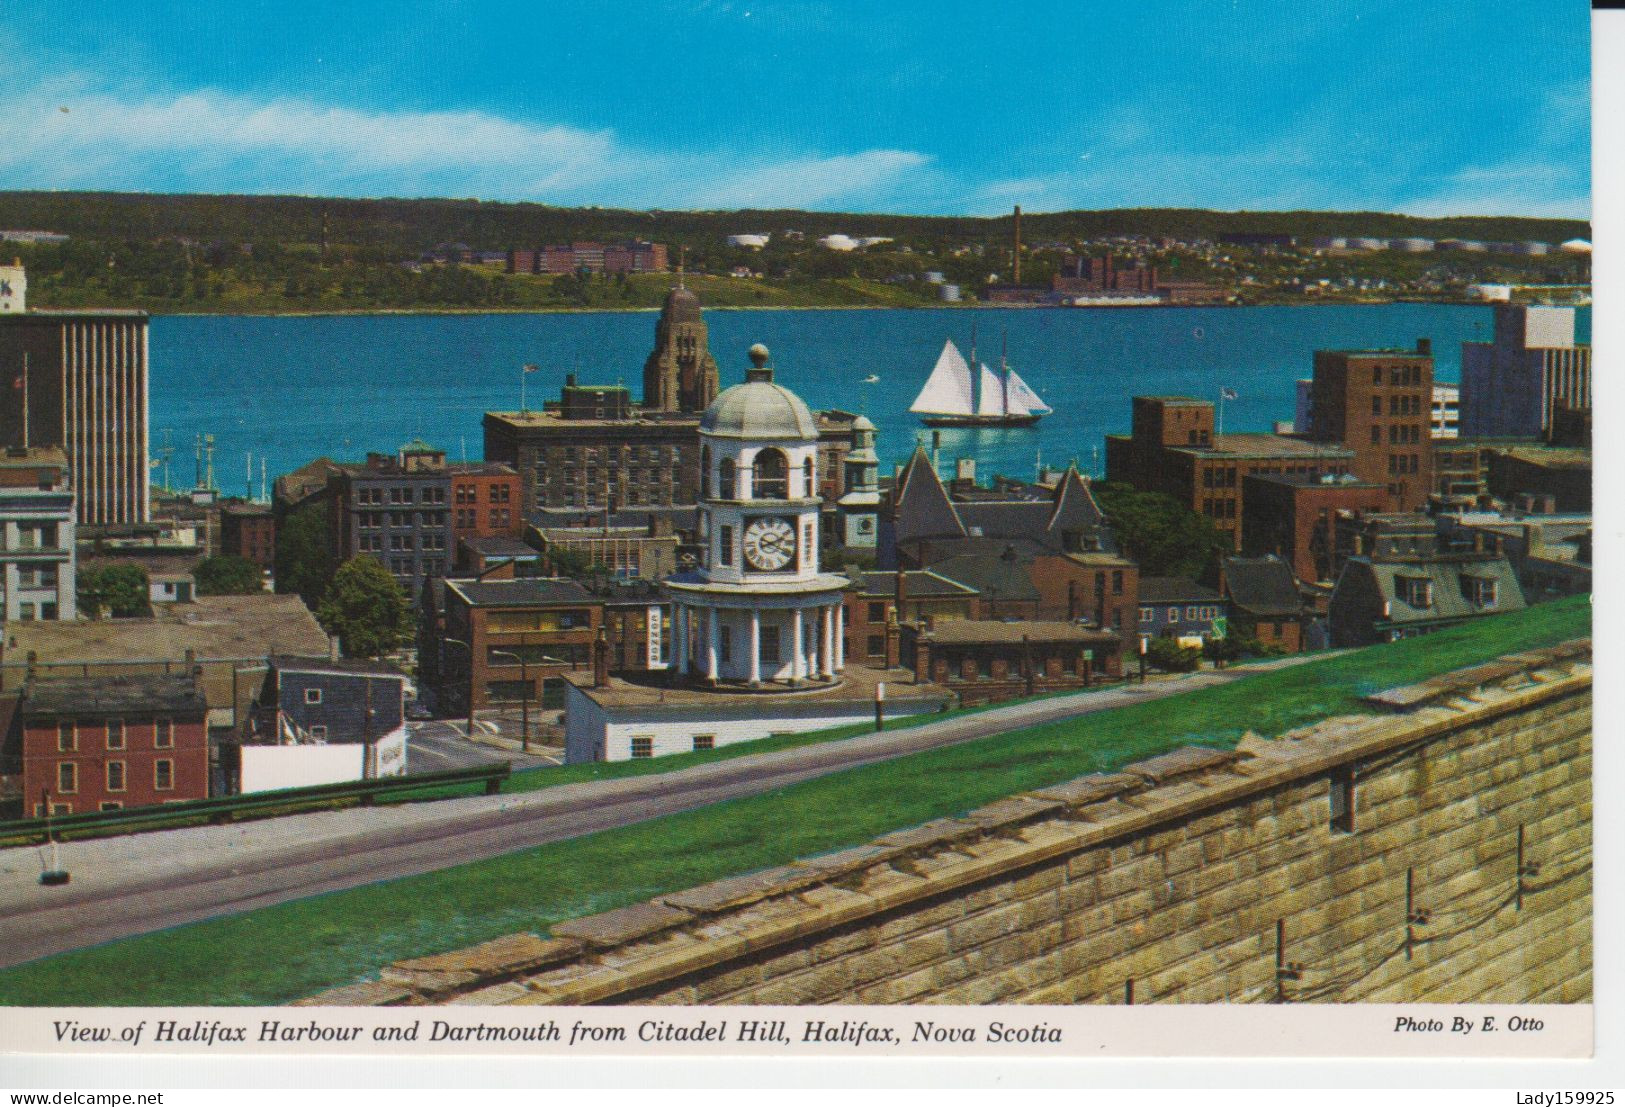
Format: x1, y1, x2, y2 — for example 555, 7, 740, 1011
302, 640, 1591, 1007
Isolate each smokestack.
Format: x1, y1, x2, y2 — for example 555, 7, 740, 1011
1012, 205, 1022, 286
895, 569, 909, 623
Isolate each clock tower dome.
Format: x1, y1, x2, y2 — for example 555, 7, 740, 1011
665, 344, 848, 687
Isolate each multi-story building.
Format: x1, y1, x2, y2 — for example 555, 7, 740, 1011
1105, 397, 1355, 549
530, 519, 681, 582
842, 569, 979, 667
20, 673, 209, 814
236, 656, 408, 793
1219, 555, 1307, 653
1135, 577, 1228, 644
1306, 341, 1435, 511
509, 241, 668, 275
329, 440, 453, 602
485, 288, 857, 526
0, 447, 75, 622
1329, 550, 1526, 646
1431, 383, 1460, 439
440, 578, 600, 715
450, 462, 522, 548
1240, 473, 1389, 586
1460, 305, 1591, 439
219, 501, 276, 569
0, 302, 150, 525
1485, 446, 1591, 513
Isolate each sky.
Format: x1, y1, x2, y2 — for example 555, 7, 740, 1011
0, 1, 1591, 218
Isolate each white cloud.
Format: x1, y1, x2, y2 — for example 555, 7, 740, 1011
0, 78, 932, 210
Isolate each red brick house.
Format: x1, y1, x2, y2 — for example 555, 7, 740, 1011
20, 673, 209, 815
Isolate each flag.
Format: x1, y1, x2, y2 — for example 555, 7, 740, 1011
1220, 387, 1238, 401
522, 363, 539, 373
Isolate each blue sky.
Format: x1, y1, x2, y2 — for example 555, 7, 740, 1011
0, 1, 1590, 217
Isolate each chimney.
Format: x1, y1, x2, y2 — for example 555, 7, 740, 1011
955, 457, 976, 486
592, 625, 610, 688
1067, 580, 1080, 621
894, 569, 909, 623
566, 372, 577, 388
1417, 338, 1432, 356
328, 635, 341, 662
884, 606, 901, 669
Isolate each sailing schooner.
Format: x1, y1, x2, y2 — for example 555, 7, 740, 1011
909, 338, 1051, 427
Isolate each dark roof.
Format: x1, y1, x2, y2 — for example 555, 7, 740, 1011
852, 570, 978, 599
1222, 556, 1303, 617
1137, 577, 1223, 604
891, 446, 965, 544
927, 551, 1040, 604
447, 462, 518, 477
23, 674, 206, 717
446, 578, 594, 607
920, 620, 1118, 645
270, 655, 406, 678
463, 535, 540, 558
892, 446, 1114, 555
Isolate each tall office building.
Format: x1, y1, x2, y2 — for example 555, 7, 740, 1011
1307, 340, 1435, 512
1460, 305, 1591, 439
0, 303, 151, 526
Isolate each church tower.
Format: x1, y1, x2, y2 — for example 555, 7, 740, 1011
642, 282, 720, 414
837, 414, 881, 547
666, 344, 847, 687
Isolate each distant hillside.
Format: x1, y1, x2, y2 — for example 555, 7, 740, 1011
0, 191, 1590, 254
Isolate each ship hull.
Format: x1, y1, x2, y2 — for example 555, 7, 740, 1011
918, 413, 1043, 428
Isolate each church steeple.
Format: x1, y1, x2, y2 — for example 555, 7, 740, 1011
642, 276, 720, 414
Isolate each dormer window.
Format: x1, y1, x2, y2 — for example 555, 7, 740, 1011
1463, 576, 1498, 607
1398, 576, 1433, 609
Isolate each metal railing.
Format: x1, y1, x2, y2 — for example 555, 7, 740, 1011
0, 762, 510, 845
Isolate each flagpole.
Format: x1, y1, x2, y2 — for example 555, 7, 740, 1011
1217, 385, 1225, 437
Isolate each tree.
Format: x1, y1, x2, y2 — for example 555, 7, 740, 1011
274, 501, 334, 607
78, 564, 152, 619
1145, 637, 1201, 673
194, 554, 264, 595
317, 557, 411, 659
1091, 482, 1230, 579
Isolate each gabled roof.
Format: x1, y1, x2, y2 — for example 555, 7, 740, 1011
22, 674, 207, 717
1222, 556, 1303, 617
1138, 577, 1223, 604
1353, 555, 1528, 625
851, 570, 979, 599
927, 550, 1040, 604
893, 454, 1114, 555
445, 578, 594, 608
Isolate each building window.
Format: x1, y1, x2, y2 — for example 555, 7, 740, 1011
752, 448, 789, 499
57, 721, 75, 752
106, 761, 125, 792
1329, 768, 1355, 833
99, 802, 123, 813
759, 625, 781, 663
1139, 607, 1153, 623
867, 602, 886, 623
58, 762, 76, 794
106, 718, 125, 750
718, 525, 734, 567
693, 734, 715, 752
1112, 570, 1124, 595
309, 725, 328, 741
1464, 577, 1498, 607
155, 760, 174, 791
1399, 577, 1433, 609
155, 719, 173, 748
867, 634, 885, 656
630, 736, 654, 759
305, 688, 323, 705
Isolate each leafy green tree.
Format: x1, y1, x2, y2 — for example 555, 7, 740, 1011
194, 554, 264, 595
274, 502, 333, 607
1145, 637, 1201, 673
78, 564, 152, 618
1092, 482, 1229, 579
317, 557, 411, 659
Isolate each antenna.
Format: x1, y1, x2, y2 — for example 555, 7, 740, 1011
678, 245, 686, 290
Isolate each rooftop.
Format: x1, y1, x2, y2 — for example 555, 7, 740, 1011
445, 578, 594, 608
1494, 447, 1591, 470
566, 663, 949, 715
1138, 577, 1223, 604
850, 570, 978, 600
3, 594, 327, 664
1171, 434, 1357, 461
23, 673, 206, 717
270, 654, 407, 679
1245, 472, 1383, 490
918, 620, 1119, 646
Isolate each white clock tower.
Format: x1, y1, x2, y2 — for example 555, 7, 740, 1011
667, 344, 848, 687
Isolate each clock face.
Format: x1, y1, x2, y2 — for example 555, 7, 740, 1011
742, 516, 797, 571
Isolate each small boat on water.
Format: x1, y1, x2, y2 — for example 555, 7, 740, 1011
909, 336, 1051, 428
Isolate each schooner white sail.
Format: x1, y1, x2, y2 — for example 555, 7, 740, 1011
910, 338, 1050, 427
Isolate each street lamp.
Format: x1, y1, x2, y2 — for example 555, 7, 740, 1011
442, 637, 476, 741
489, 638, 532, 754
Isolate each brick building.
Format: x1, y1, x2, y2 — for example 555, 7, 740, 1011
20, 673, 208, 814
450, 462, 523, 547
907, 620, 1122, 707
328, 440, 454, 602
1486, 446, 1591, 513
219, 501, 276, 569
1106, 397, 1355, 549
1306, 341, 1435, 511
1240, 473, 1389, 585
438, 578, 601, 715
842, 569, 979, 668
1219, 555, 1306, 653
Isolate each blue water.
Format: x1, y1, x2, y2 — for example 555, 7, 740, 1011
147, 304, 1581, 496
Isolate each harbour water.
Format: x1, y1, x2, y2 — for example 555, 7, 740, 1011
147, 303, 1581, 496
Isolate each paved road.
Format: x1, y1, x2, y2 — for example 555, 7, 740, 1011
0, 660, 1324, 968
407, 723, 559, 772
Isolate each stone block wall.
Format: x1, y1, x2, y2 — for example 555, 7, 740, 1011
301, 640, 1591, 1007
